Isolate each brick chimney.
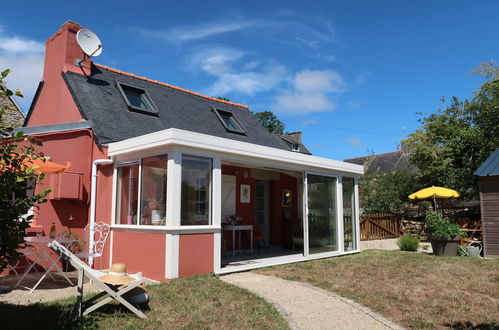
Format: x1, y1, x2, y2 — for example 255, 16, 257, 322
43, 21, 91, 80
286, 131, 302, 144
25, 21, 92, 126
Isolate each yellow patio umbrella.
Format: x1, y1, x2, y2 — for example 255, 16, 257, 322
409, 186, 460, 211
409, 186, 460, 200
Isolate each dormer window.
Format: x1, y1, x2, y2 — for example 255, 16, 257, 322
280, 136, 301, 152
213, 107, 246, 134
117, 82, 158, 115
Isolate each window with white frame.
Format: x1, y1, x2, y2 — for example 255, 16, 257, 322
115, 155, 167, 226
181, 155, 212, 226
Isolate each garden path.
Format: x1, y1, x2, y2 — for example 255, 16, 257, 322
221, 272, 404, 330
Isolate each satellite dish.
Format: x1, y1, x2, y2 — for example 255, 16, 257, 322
76, 29, 102, 57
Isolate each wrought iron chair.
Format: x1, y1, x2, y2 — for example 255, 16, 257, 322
76, 222, 110, 268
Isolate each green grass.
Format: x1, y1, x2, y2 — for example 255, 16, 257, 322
1, 274, 289, 330
256, 250, 499, 329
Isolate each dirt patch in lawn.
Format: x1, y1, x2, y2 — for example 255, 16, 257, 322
1, 274, 289, 330
256, 250, 499, 329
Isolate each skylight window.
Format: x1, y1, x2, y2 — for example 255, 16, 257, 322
213, 107, 246, 134
117, 82, 158, 115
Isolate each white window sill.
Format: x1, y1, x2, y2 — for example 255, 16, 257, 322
111, 224, 221, 233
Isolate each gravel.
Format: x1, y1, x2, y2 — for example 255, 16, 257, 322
222, 272, 404, 330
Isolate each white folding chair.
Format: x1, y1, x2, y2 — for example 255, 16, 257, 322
48, 240, 147, 319
76, 222, 110, 268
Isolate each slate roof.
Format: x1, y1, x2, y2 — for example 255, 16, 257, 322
474, 148, 499, 176
343, 150, 417, 173
63, 64, 310, 154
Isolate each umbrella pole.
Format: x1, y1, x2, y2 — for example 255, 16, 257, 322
433, 195, 437, 211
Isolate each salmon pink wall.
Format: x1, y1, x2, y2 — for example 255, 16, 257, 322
31, 130, 93, 241
269, 173, 298, 247
112, 231, 166, 281
179, 234, 214, 277
25, 129, 116, 270
222, 165, 255, 225
26, 21, 89, 126
93, 144, 113, 269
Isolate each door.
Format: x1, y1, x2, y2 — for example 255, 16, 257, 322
307, 174, 338, 254
221, 175, 236, 219
255, 180, 270, 244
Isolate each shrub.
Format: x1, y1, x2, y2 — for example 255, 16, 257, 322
397, 234, 420, 251
425, 211, 466, 239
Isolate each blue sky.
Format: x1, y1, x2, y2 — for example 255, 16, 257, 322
0, 1, 497, 160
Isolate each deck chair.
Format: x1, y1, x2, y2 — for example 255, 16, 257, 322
48, 240, 147, 319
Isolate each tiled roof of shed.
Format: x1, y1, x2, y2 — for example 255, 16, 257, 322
63, 64, 310, 154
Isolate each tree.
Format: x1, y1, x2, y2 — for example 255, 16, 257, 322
358, 155, 417, 214
0, 69, 50, 272
253, 110, 286, 134
406, 61, 499, 200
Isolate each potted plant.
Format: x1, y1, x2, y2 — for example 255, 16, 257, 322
425, 211, 466, 256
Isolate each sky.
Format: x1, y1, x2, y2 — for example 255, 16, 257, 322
0, 1, 497, 160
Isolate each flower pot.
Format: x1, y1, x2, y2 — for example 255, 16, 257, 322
429, 235, 460, 256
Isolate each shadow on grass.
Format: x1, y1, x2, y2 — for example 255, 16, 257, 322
1, 300, 150, 330
443, 321, 498, 330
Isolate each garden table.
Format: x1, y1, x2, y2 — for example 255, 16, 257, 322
222, 225, 253, 256
16, 236, 76, 293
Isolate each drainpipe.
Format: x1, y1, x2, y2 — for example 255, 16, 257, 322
89, 158, 113, 267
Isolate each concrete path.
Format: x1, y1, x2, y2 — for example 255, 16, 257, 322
221, 272, 403, 330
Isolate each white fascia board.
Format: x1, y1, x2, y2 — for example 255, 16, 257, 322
108, 128, 364, 175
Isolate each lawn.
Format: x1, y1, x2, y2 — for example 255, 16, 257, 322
256, 250, 499, 329
1, 274, 289, 330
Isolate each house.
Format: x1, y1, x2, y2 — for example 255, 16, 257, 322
0, 85, 25, 128
343, 143, 416, 174
18, 21, 363, 281
474, 148, 499, 258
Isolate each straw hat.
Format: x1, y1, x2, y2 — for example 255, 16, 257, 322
99, 263, 136, 285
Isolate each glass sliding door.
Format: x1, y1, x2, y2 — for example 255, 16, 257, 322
342, 177, 357, 251
307, 174, 337, 254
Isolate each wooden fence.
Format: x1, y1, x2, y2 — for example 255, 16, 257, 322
360, 213, 402, 240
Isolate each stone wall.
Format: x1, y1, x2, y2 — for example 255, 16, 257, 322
401, 219, 427, 239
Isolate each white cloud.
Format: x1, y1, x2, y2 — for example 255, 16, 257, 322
188, 47, 289, 96
0, 54, 44, 109
138, 21, 258, 44
344, 137, 364, 148
0, 36, 44, 53
188, 47, 246, 75
0, 29, 44, 111
206, 63, 288, 96
273, 70, 346, 115
294, 70, 345, 93
274, 91, 334, 114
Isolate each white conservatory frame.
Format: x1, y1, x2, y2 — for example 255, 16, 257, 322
107, 128, 364, 279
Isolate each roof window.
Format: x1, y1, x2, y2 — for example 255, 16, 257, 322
213, 107, 246, 134
117, 82, 158, 115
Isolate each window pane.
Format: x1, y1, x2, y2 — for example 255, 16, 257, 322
116, 164, 139, 225
140, 155, 168, 226
307, 174, 337, 254
216, 109, 243, 132
122, 85, 151, 110
181, 155, 212, 226
343, 177, 356, 251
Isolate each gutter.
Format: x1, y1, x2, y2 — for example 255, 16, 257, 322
89, 158, 113, 266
